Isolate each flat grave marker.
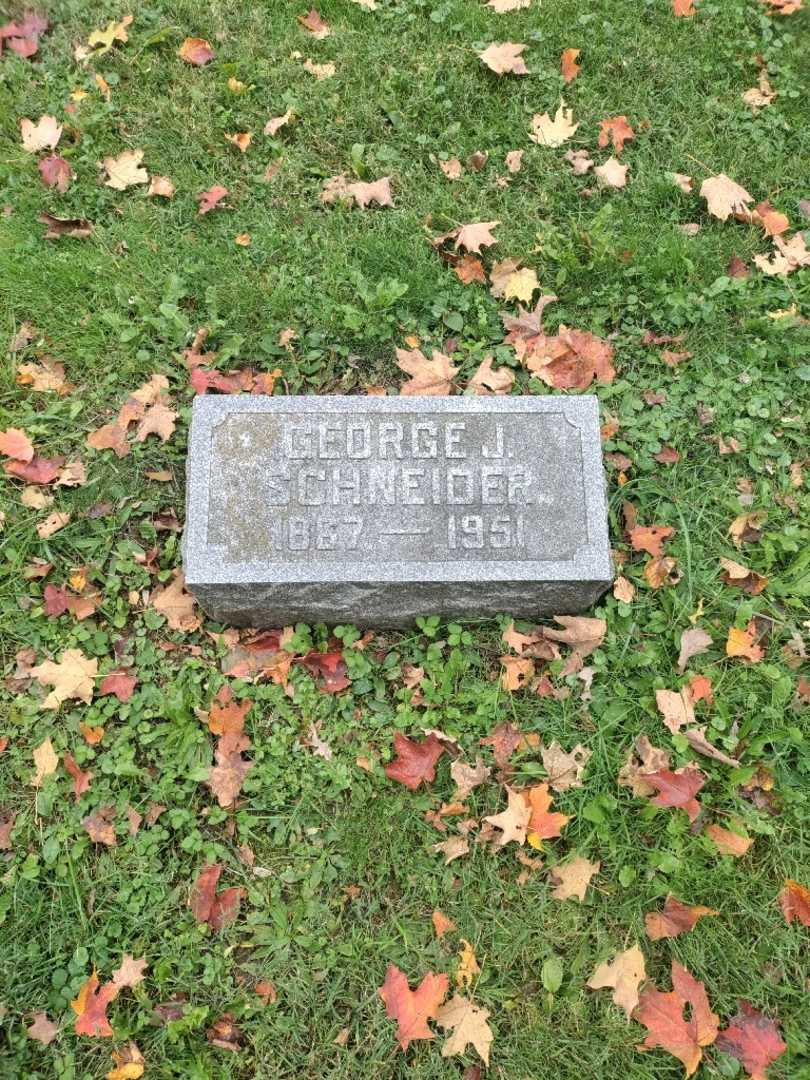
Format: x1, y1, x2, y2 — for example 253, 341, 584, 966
183, 395, 611, 627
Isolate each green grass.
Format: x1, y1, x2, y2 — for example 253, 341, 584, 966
1, 0, 810, 1076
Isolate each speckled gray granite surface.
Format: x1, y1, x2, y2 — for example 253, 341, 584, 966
183, 395, 611, 627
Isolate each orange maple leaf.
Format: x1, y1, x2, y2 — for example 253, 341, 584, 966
598, 116, 635, 155
561, 47, 581, 83
71, 970, 118, 1037
635, 962, 719, 1076
522, 782, 570, 841
378, 964, 449, 1051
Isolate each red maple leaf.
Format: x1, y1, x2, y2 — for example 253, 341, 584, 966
645, 768, 705, 821
716, 1001, 786, 1080
378, 964, 448, 1051
301, 650, 350, 693
63, 753, 93, 800
190, 864, 245, 931
197, 185, 229, 215
71, 971, 118, 1037
99, 671, 138, 702
4, 454, 65, 484
384, 733, 445, 790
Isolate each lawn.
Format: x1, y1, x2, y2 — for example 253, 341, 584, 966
1, 0, 809, 1077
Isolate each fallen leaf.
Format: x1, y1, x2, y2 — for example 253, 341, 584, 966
598, 116, 635, 154
298, 8, 330, 37
432, 910, 456, 938
190, 863, 245, 930
64, 753, 93, 801
436, 994, 493, 1066
672, 172, 694, 192
384, 732, 445, 790
396, 347, 458, 395
378, 964, 449, 1051
706, 823, 752, 857
778, 879, 810, 926
673, 0, 697, 13
487, 0, 530, 8
83, 805, 117, 845
629, 524, 674, 556
151, 570, 201, 632
587, 945, 646, 1018
103, 149, 148, 191
207, 732, 254, 807
147, 175, 175, 198
720, 557, 768, 595
700, 174, 753, 221
726, 623, 764, 663
541, 615, 606, 675
433, 835, 470, 863
467, 354, 515, 395
716, 1002, 786, 1080
646, 768, 705, 821
16, 356, 71, 393
541, 741, 591, 792
303, 58, 335, 78
111, 955, 147, 991
480, 721, 522, 766
206, 1012, 243, 1050
106, 1041, 145, 1080
20, 114, 61, 152
31, 737, 58, 787
645, 896, 718, 940
502, 267, 539, 302
565, 148, 594, 174
134, 400, 176, 444
478, 42, 528, 75
0, 427, 34, 461
613, 575, 635, 602
505, 149, 523, 172
179, 37, 214, 65
484, 785, 530, 846
36, 510, 71, 538
31, 649, 97, 709
523, 782, 570, 844
26, 1012, 58, 1045
38, 154, 73, 192
197, 185, 229, 214
224, 131, 252, 153
529, 103, 578, 146
264, 110, 294, 136
255, 980, 278, 1004
754, 231, 810, 276
677, 628, 712, 672
38, 213, 93, 239
561, 47, 580, 82
450, 757, 491, 799
455, 939, 480, 989
550, 856, 600, 901
729, 510, 766, 547
455, 220, 500, 253
500, 655, 534, 690
753, 199, 789, 237
595, 158, 629, 188
635, 961, 719, 1077
71, 971, 118, 1037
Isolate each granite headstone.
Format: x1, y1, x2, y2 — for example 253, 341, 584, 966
183, 395, 611, 627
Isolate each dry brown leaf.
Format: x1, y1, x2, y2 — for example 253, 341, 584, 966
439, 158, 462, 180
706, 823, 753, 857
619, 735, 671, 796
298, 8, 330, 37
700, 174, 753, 221
478, 42, 528, 75
436, 994, 492, 1066
36, 511, 71, 538
455, 220, 500, 253
550, 856, 600, 901
151, 570, 201, 632
598, 116, 635, 155
224, 132, 252, 153
31, 649, 97, 709
104, 149, 148, 191
467, 355, 515, 395
395, 347, 458, 395
450, 757, 491, 799
645, 896, 718, 940
433, 835, 470, 863
483, 786, 530, 846
505, 149, 523, 173
677, 628, 713, 672
587, 946, 646, 1018
541, 741, 591, 791
529, 103, 578, 146
21, 114, 62, 153
31, 737, 59, 786
595, 158, 628, 189
565, 149, 594, 175
303, 58, 336, 79
179, 37, 214, 65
